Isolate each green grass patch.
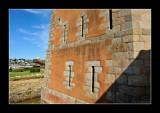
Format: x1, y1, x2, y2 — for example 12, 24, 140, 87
30, 68, 40, 72
9, 67, 44, 79
9, 70, 44, 77
12, 68, 24, 72
23, 67, 44, 71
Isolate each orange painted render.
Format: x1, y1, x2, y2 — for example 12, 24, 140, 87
53, 9, 106, 47
45, 92, 72, 104
48, 39, 112, 103
49, 10, 110, 103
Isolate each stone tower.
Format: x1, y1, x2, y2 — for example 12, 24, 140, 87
41, 9, 151, 104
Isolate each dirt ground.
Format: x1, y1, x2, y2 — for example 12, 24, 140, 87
9, 78, 44, 103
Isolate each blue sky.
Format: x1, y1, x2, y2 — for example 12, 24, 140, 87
9, 9, 52, 60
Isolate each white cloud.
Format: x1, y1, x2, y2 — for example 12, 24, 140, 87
23, 9, 51, 17
23, 37, 35, 41
32, 24, 50, 29
20, 23, 50, 51
18, 28, 28, 33
33, 24, 50, 43
33, 41, 48, 51
23, 9, 40, 14
19, 28, 39, 36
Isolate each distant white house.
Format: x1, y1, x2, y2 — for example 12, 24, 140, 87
9, 59, 34, 68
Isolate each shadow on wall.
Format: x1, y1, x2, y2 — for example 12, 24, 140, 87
96, 50, 151, 103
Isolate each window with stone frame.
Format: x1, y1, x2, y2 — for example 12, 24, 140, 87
64, 61, 75, 90
76, 12, 89, 41
84, 61, 102, 98
63, 24, 67, 43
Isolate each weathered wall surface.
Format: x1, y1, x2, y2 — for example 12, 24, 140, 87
52, 9, 106, 47
42, 9, 151, 104
48, 39, 112, 103
104, 9, 151, 103
9, 78, 44, 103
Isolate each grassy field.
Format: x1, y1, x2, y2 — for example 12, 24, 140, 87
9, 67, 44, 78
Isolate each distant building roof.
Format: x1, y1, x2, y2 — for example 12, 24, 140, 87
34, 61, 45, 65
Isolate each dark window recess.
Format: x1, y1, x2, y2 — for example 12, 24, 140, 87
109, 9, 112, 29
69, 65, 71, 86
82, 16, 83, 37
92, 66, 95, 93
63, 24, 66, 42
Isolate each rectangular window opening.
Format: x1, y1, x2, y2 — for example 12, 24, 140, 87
69, 65, 71, 87
81, 16, 84, 37
63, 24, 66, 42
91, 66, 95, 93
109, 9, 112, 29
